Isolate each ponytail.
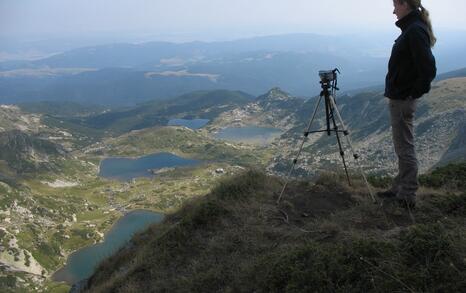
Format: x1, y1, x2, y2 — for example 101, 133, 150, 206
419, 4, 437, 47
401, 0, 437, 47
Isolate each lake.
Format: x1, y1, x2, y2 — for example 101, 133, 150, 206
53, 210, 164, 285
99, 152, 199, 181
168, 118, 209, 129
215, 126, 282, 145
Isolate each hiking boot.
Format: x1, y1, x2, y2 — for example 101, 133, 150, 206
377, 189, 397, 199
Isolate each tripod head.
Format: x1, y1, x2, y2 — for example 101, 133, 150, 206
318, 68, 339, 83
319, 68, 340, 98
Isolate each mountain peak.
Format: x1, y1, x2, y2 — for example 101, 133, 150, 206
256, 87, 293, 104
266, 87, 291, 99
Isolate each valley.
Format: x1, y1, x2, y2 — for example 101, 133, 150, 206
0, 73, 465, 292
0, 104, 272, 291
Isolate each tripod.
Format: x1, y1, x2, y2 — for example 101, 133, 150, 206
277, 69, 375, 204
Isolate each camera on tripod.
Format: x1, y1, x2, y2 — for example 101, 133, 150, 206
318, 69, 337, 82
277, 68, 375, 204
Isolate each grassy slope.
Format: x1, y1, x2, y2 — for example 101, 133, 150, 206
1, 121, 274, 292
84, 165, 466, 292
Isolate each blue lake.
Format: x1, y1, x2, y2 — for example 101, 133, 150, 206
52, 210, 164, 285
168, 118, 209, 129
215, 126, 283, 145
99, 152, 200, 181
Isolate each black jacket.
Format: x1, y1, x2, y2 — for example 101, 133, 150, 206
384, 10, 436, 100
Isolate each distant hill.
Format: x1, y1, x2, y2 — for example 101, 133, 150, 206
0, 68, 220, 106
68, 89, 253, 134
0, 104, 42, 133
0, 33, 399, 106
0, 51, 378, 106
2, 32, 465, 106
0, 130, 65, 175
436, 67, 466, 81
1, 34, 380, 69
18, 100, 107, 117
207, 87, 305, 132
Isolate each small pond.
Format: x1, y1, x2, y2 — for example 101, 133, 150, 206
53, 210, 164, 285
99, 152, 199, 181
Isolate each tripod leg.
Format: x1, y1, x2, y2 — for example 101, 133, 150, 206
328, 95, 376, 202
329, 105, 351, 186
304, 95, 324, 137
277, 95, 323, 204
325, 98, 331, 136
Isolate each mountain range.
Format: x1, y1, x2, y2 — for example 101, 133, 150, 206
6, 68, 465, 178
2, 32, 466, 106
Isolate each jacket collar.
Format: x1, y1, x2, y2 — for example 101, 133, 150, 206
395, 9, 421, 31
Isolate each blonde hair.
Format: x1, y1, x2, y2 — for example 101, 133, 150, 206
397, 0, 437, 47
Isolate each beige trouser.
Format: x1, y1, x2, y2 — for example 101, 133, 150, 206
388, 97, 419, 198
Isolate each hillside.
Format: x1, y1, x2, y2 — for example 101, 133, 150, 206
0, 130, 65, 175
207, 87, 304, 132
0, 105, 42, 133
18, 101, 107, 118
0, 106, 76, 176
436, 67, 466, 81
61, 89, 253, 135
82, 168, 466, 292
269, 77, 466, 175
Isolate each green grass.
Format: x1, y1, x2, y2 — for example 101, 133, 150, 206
368, 161, 466, 190
257, 223, 465, 292
43, 282, 70, 293
31, 242, 61, 271
77, 210, 107, 222
82, 170, 466, 293
419, 162, 466, 189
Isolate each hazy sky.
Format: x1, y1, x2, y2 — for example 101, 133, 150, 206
1, 0, 466, 41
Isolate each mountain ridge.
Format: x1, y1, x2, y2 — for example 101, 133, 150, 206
2, 32, 465, 106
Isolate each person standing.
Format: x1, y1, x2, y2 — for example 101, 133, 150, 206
378, 0, 437, 208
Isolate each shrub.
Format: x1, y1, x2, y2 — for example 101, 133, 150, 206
419, 162, 466, 189
367, 174, 393, 188
212, 170, 267, 201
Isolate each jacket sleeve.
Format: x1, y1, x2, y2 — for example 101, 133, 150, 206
408, 26, 437, 99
